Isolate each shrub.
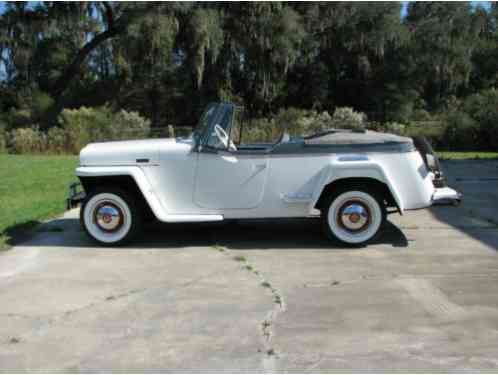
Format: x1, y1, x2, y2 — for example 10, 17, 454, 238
0, 124, 7, 153
58, 106, 114, 152
443, 111, 480, 150
441, 89, 498, 150
58, 106, 151, 153
241, 107, 367, 143
47, 127, 68, 154
8, 108, 32, 128
462, 89, 498, 150
383, 122, 407, 135
243, 118, 275, 143
330, 107, 366, 130
111, 109, 151, 140
10, 126, 47, 154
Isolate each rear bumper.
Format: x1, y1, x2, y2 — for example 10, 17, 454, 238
66, 182, 86, 210
432, 186, 462, 206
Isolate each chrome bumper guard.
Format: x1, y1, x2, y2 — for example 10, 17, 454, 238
66, 182, 86, 210
432, 187, 462, 206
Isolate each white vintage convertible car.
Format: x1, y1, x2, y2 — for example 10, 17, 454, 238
68, 102, 461, 246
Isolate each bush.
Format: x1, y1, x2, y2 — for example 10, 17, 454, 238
58, 106, 114, 152
330, 107, 366, 130
47, 127, 68, 154
10, 126, 47, 154
111, 109, 151, 140
242, 107, 368, 143
443, 111, 479, 150
441, 89, 498, 150
58, 106, 151, 153
0, 124, 7, 153
383, 122, 407, 135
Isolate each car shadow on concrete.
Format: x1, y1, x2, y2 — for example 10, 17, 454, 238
429, 160, 498, 252
31, 217, 409, 250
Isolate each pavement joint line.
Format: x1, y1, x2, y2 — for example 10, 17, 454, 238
211, 243, 286, 368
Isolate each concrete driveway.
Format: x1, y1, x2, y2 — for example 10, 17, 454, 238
1, 160, 498, 372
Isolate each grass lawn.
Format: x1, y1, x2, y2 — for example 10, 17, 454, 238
437, 152, 498, 160
0, 154, 78, 250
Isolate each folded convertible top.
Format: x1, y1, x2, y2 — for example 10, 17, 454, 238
304, 129, 413, 146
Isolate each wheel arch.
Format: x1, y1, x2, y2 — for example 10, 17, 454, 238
314, 177, 401, 214
79, 175, 155, 220
76, 166, 166, 221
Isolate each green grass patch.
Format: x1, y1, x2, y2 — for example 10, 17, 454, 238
437, 152, 498, 160
261, 281, 271, 288
233, 255, 246, 262
0, 154, 78, 250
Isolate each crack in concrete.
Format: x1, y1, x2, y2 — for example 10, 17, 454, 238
211, 244, 285, 371
0, 272, 219, 347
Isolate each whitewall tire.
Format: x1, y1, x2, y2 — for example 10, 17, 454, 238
80, 188, 141, 246
322, 188, 385, 246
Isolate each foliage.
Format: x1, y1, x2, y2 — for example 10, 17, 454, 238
330, 107, 366, 130
437, 152, 498, 160
5, 107, 151, 154
0, 2, 496, 151
443, 89, 498, 150
58, 106, 150, 153
0, 154, 78, 250
0, 123, 7, 153
10, 126, 47, 154
242, 107, 369, 143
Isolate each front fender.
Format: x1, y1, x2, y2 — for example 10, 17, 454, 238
75, 166, 223, 223
76, 166, 167, 220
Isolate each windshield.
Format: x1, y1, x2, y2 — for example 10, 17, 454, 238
192, 103, 218, 141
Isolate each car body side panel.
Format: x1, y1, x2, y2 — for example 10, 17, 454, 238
307, 150, 434, 215
77, 150, 435, 221
76, 166, 223, 222
221, 154, 330, 219
370, 151, 434, 210
194, 152, 269, 209
145, 139, 201, 214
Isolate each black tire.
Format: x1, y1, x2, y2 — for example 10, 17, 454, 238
80, 187, 142, 246
321, 185, 387, 246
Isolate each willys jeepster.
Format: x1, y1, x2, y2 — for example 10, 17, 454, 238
68, 102, 461, 246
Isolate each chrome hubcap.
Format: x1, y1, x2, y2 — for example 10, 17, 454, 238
338, 201, 370, 232
94, 202, 123, 232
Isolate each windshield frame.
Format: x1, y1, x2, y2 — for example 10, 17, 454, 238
192, 103, 219, 145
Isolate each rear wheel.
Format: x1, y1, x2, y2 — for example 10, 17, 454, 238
322, 187, 386, 246
80, 188, 142, 246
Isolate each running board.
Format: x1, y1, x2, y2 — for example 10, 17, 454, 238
281, 193, 313, 204
160, 214, 224, 223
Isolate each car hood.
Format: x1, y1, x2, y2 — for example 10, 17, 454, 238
80, 138, 179, 166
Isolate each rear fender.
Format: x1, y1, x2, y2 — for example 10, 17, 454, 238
309, 157, 404, 214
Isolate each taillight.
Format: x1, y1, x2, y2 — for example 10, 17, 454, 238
412, 136, 446, 188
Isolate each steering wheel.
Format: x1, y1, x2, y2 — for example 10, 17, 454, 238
214, 124, 237, 151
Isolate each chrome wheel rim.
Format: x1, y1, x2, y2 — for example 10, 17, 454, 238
337, 200, 371, 233
93, 202, 124, 233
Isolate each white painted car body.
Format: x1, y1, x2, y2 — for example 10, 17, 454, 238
76, 111, 457, 225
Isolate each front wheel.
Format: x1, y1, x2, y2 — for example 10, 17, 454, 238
80, 188, 142, 246
322, 188, 386, 246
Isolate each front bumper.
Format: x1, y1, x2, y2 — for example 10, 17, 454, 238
66, 182, 86, 210
432, 186, 462, 206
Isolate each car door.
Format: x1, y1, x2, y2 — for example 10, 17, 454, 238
193, 105, 269, 210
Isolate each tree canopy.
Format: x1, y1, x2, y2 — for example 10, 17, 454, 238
0, 1, 496, 129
